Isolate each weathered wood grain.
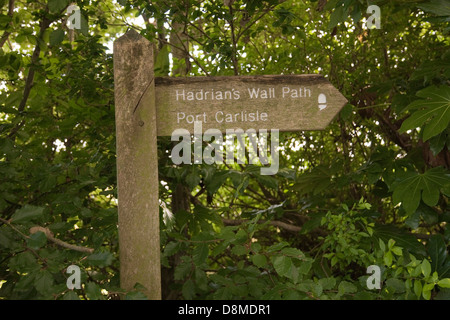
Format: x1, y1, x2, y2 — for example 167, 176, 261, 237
113, 29, 161, 299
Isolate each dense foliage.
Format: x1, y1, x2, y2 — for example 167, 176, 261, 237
0, 0, 449, 300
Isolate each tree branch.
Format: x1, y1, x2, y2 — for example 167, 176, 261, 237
0, 0, 15, 49
222, 218, 301, 233
0, 218, 94, 254
8, 15, 52, 139
29, 226, 94, 254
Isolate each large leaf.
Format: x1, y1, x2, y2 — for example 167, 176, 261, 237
417, 0, 450, 16
428, 235, 450, 277
373, 225, 427, 257
294, 169, 333, 195
399, 85, 450, 141
391, 167, 450, 214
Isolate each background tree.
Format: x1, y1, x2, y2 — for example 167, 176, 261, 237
0, 0, 449, 300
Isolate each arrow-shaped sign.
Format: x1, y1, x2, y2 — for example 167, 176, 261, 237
155, 75, 347, 136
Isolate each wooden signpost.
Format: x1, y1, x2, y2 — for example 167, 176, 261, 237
113, 30, 347, 299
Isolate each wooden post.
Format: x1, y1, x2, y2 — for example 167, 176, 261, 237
113, 30, 161, 299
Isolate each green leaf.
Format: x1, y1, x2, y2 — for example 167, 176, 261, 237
428, 235, 450, 277
186, 171, 201, 190
163, 241, 181, 257
422, 283, 434, 300
435, 288, 450, 300
231, 244, 247, 256
328, 5, 347, 29
392, 246, 403, 256
318, 277, 336, 290
338, 281, 357, 295
194, 269, 208, 291
206, 170, 229, 195
174, 256, 192, 281
154, 44, 170, 76
8, 251, 39, 273
251, 254, 267, 268
384, 251, 393, 266
85, 282, 103, 300
281, 247, 305, 260
63, 290, 81, 300
267, 241, 290, 252
428, 130, 448, 156
294, 167, 333, 195
125, 290, 148, 300
78, 13, 89, 36
399, 85, 450, 141
86, 252, 114, 267
421, 259, 432, 278
253, 174, 278, 190
48, 0, 70, 13
385, 278, 405, 293
414, 280, 423, 298
373, 225, 427, 257
27, 231, 47, 250
34, 270, 54, 295
437, 278, 450, 288
193, 243, 209, 265
182, 279, 196, 300
379, 239, 386, 252
11, 205, 44, 223
391, 167, 450, 214
417, 0, 450, 16
298, 260, 312, 275
272, 255, 293, 277
340, 103, 353, 120
0, 227, 19, 249
49, 29, 65, 46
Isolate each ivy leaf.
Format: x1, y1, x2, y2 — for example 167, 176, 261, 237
399, 85, 450, 141
391, 167, 450, 214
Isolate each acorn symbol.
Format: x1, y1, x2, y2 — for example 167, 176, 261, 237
318, 93, 327, 110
